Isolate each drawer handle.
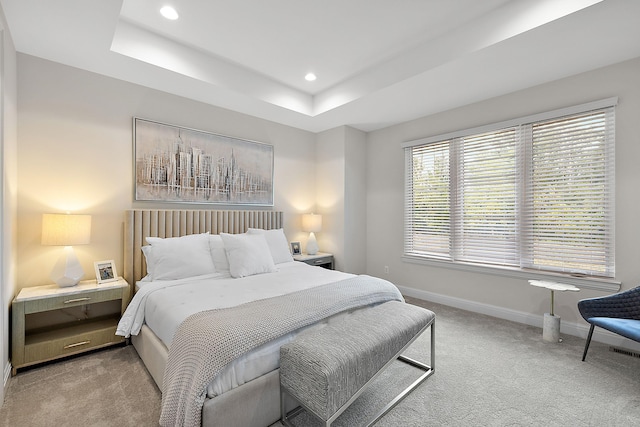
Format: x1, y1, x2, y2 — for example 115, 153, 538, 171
314, 260, 324, 264
63, 340, 91, 349
63, 297, 91, 304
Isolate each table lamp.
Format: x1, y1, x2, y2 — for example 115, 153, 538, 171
302, 213, 322, 255
42, 213, 92, 287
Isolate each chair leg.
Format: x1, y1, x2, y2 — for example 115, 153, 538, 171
582, 324, 595, 361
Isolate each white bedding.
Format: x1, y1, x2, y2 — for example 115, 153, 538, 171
117, 262, 357, 396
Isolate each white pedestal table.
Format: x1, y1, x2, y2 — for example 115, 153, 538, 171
528, 280, 580, 343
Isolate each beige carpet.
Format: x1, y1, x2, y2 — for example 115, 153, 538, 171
1, 298, 639, 426
0, 345, 161, 427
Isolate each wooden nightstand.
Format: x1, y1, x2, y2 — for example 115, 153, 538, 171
293, 252, 334, 270
11, 277, 130, 375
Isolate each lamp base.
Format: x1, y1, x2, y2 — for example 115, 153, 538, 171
50, 246, 84, 287
306, 232, 319, 255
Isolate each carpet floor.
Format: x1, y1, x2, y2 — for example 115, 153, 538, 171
0, 344, 161, 427
1, 297, 638, 426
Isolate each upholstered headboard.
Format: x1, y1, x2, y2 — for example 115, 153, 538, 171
123, 209, 283, 288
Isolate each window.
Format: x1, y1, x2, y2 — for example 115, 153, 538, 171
404, 99, 616, 278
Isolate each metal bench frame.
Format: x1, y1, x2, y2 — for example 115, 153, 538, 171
280, 317, 435, 427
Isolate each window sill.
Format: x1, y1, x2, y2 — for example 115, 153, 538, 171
402, 255, 621, 292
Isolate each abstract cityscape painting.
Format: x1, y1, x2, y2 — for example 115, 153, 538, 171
134, 118, 274, 205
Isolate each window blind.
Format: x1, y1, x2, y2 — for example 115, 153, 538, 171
404, 99, 616, 279
455, 129, 518, 266
404, 140, 450, 258
521, 108, 615, 276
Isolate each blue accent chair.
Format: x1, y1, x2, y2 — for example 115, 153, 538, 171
577, 286, 640, 361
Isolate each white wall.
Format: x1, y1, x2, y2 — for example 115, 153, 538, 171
316, 126, 366, 274
0, 5, 18, 397
16, 54, 317, 290
316, 127, 345, 264
366, 57, 640, 344
343, 126, 366, 274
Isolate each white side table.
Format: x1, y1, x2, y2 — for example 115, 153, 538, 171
529, 280, 580, 343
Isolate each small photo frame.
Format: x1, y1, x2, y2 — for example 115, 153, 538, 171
94, 260, 118, 284
290, 241, 301, 256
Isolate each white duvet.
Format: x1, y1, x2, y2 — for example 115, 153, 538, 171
117, 262, 356, 396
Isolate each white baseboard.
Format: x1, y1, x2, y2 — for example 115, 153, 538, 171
398, 285, 640, 353
3, 361, 11, 400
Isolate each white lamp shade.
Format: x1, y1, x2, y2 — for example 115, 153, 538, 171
302, 213, 322, 233
42, 214, 91, 246
42, 213, 91, 287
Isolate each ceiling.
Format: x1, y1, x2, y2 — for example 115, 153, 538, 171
2, 0, 639, 133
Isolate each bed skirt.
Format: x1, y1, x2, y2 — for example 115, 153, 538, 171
131, 325, 296, 427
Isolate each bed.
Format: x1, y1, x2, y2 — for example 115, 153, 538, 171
119, 209, 405, 427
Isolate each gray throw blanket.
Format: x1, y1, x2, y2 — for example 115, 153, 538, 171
159, 275, 403, 427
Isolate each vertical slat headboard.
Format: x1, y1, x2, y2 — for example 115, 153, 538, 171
123, 209, 283, 287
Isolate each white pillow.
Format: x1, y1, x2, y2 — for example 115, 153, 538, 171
141, 245, 155, 278
247, 228, 294, 264
208, 234, 231, 273
143, 233, 216, 280
220, 233, 276, 278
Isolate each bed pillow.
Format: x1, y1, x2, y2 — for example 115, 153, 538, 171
140, 245, 155, 278
247, 228, 294, 264
220, 233, 277, 278
208, 234, 231, 273
143, 233, 216, 280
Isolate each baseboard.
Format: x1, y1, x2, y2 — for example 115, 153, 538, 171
3, 361, 11, 398
398, 285, 640, 353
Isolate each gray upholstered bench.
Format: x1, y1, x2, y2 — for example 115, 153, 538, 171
280, 300, 435, 427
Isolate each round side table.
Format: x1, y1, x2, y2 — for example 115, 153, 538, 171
528, 280, 580, 342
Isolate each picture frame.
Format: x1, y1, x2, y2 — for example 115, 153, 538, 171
134, 117, 274, 205
94, 260, 118, 284
290, 241, 301, 256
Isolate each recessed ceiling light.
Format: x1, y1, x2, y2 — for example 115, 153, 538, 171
160, 6, 179, 20
305, 73, 317, 82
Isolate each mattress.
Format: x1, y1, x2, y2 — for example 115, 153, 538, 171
120, 262, 356, 397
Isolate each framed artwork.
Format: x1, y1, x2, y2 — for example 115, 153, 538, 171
94, 260, 118, 284
134, 118, 274, 205
290, 241, 302, 255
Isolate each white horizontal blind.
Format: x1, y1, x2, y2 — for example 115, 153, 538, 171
521, 108, 615, 276
404, 100, 615, 279
404, 140, 450, 258
455, 129, 518, 266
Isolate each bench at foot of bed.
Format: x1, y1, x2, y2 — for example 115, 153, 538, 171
279, 300, 435, 427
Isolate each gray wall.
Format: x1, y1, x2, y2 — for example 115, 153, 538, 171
366, 57, 640, 348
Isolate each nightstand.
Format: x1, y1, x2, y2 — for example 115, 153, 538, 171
293, 252, 334, 270
11, 277, 129, 375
